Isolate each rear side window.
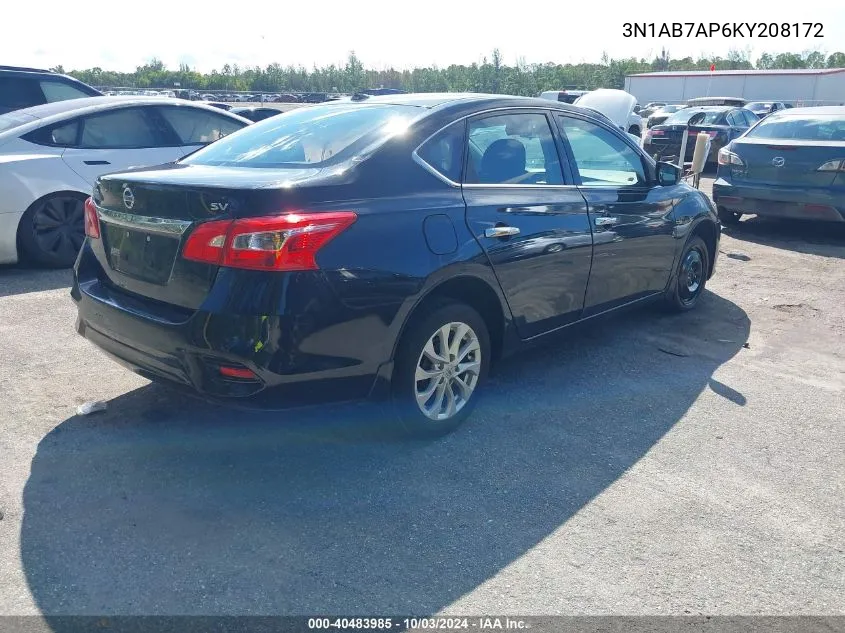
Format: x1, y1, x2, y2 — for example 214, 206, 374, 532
182, 103, 420, 167
79, 108, 159, 148
157, 106, 245, 144
741, 109, 759, 127
39, 80, 91, 102
416, 123, 464, 183
558, 116, 646, 186
0, 76, 44, 110
745, 114, 845, 141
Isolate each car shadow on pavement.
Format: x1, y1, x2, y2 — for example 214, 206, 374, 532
22, 291, 750, 617
722, 217, 845, 259
0, 266, 72, 298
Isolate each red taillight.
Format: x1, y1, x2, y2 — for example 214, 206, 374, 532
182, 211, 357, 271
651, 130, 665, 136
84, 197, 100, 239
182, 219, 231, 265
219, 365, 257, 380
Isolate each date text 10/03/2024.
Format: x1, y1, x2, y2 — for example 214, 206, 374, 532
307, 617, 530, 630
623, 22, 824, 38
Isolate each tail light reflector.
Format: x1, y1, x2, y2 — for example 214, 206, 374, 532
817, 159, 845, 172
650, 130, 665, 136
219, 365, 257, 380
182, 211, 357, 271
84, 197, 100, 239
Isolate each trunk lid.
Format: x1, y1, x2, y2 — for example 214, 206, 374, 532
91, 163, 340, 310
728, 138, 845, 187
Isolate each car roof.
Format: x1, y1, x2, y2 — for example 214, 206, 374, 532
0, 96, 251, 139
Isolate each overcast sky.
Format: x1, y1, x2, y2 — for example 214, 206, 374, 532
4, 1, 845, 72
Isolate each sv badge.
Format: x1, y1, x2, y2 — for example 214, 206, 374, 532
209, 202, 230, 212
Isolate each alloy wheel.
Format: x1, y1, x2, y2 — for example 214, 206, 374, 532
414, 321, 482, 421
32, 196, 85, 264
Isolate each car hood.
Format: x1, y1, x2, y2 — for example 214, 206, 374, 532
574, 89, 637, 130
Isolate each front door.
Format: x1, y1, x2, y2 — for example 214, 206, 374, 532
555, 113, 679, 316
462, 110, 593, 339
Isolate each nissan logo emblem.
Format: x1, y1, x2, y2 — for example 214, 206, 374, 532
122, 187, 135, 210
772, 157, 785, 167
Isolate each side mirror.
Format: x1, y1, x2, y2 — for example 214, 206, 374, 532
656, 161, 680, 186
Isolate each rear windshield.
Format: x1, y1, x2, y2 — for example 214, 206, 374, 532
745, 114, 845, 141
182, 103, 422, 167
663, 109, 726, 126
0, 111, 37, 134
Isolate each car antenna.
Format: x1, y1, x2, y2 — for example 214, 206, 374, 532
351, 93, 371, 101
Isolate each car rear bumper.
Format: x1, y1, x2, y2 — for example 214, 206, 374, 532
712, 179, 845, 222
71, 245, 397, 408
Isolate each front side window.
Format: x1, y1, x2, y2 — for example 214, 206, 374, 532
158, 106, 245, 145
465, 113, 563, 185
558, 116, 646, 186
79, 108, 159, 149
182, 103, 421, 167
40, 80, 91, 103
416, 123, 464, 183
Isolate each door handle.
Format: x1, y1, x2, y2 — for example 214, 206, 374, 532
484, 226, 520, 238
595, 217, 618, 227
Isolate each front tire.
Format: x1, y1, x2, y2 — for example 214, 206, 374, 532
665, 235, 709, 312
18, 193, 87, 268
392, 302, 490, 438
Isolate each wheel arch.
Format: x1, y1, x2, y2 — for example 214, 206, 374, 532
391, 271, 514, 366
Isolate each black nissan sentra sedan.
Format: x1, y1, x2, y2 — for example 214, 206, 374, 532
72, 93, 721, 437
713, 106, 845, 225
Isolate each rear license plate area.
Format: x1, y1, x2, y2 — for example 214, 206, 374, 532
103, 223, 180, 285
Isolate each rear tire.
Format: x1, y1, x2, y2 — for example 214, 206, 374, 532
18, 193, 87, 268
391, 302, 491, 438
628, 126, 641, 137
717, 206, 742, 225
664, 235, 709, 312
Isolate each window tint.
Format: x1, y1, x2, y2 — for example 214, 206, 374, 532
745, 114, 845, 141
158, 106, 245, 145
558, 116, 646, 186
183, 103, 419, 167
416, 123, 464, 182
79, 108, 159, 148
664, 109, 725, 126
465, 113, 563, 185
39, 80, 91, 103
726, 111, 745, 127
0, 77, 44, 109
742, 109, 759, 126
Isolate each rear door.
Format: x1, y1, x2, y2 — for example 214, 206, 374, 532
462, 109, 593, 339
154, 105, 248, 156
60, 106, 182, 185
556, 113, 678, 315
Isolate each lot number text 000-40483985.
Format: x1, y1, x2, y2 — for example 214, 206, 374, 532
622, 22, 824, 38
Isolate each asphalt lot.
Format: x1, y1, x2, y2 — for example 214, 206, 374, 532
0, 176, 843, 617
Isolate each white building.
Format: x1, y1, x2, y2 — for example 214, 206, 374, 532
624, 68, 845, 106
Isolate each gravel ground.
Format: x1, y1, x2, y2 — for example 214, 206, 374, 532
0, 176, 843, 617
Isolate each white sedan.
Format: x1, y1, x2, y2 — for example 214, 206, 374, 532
0, 96, 251, 267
